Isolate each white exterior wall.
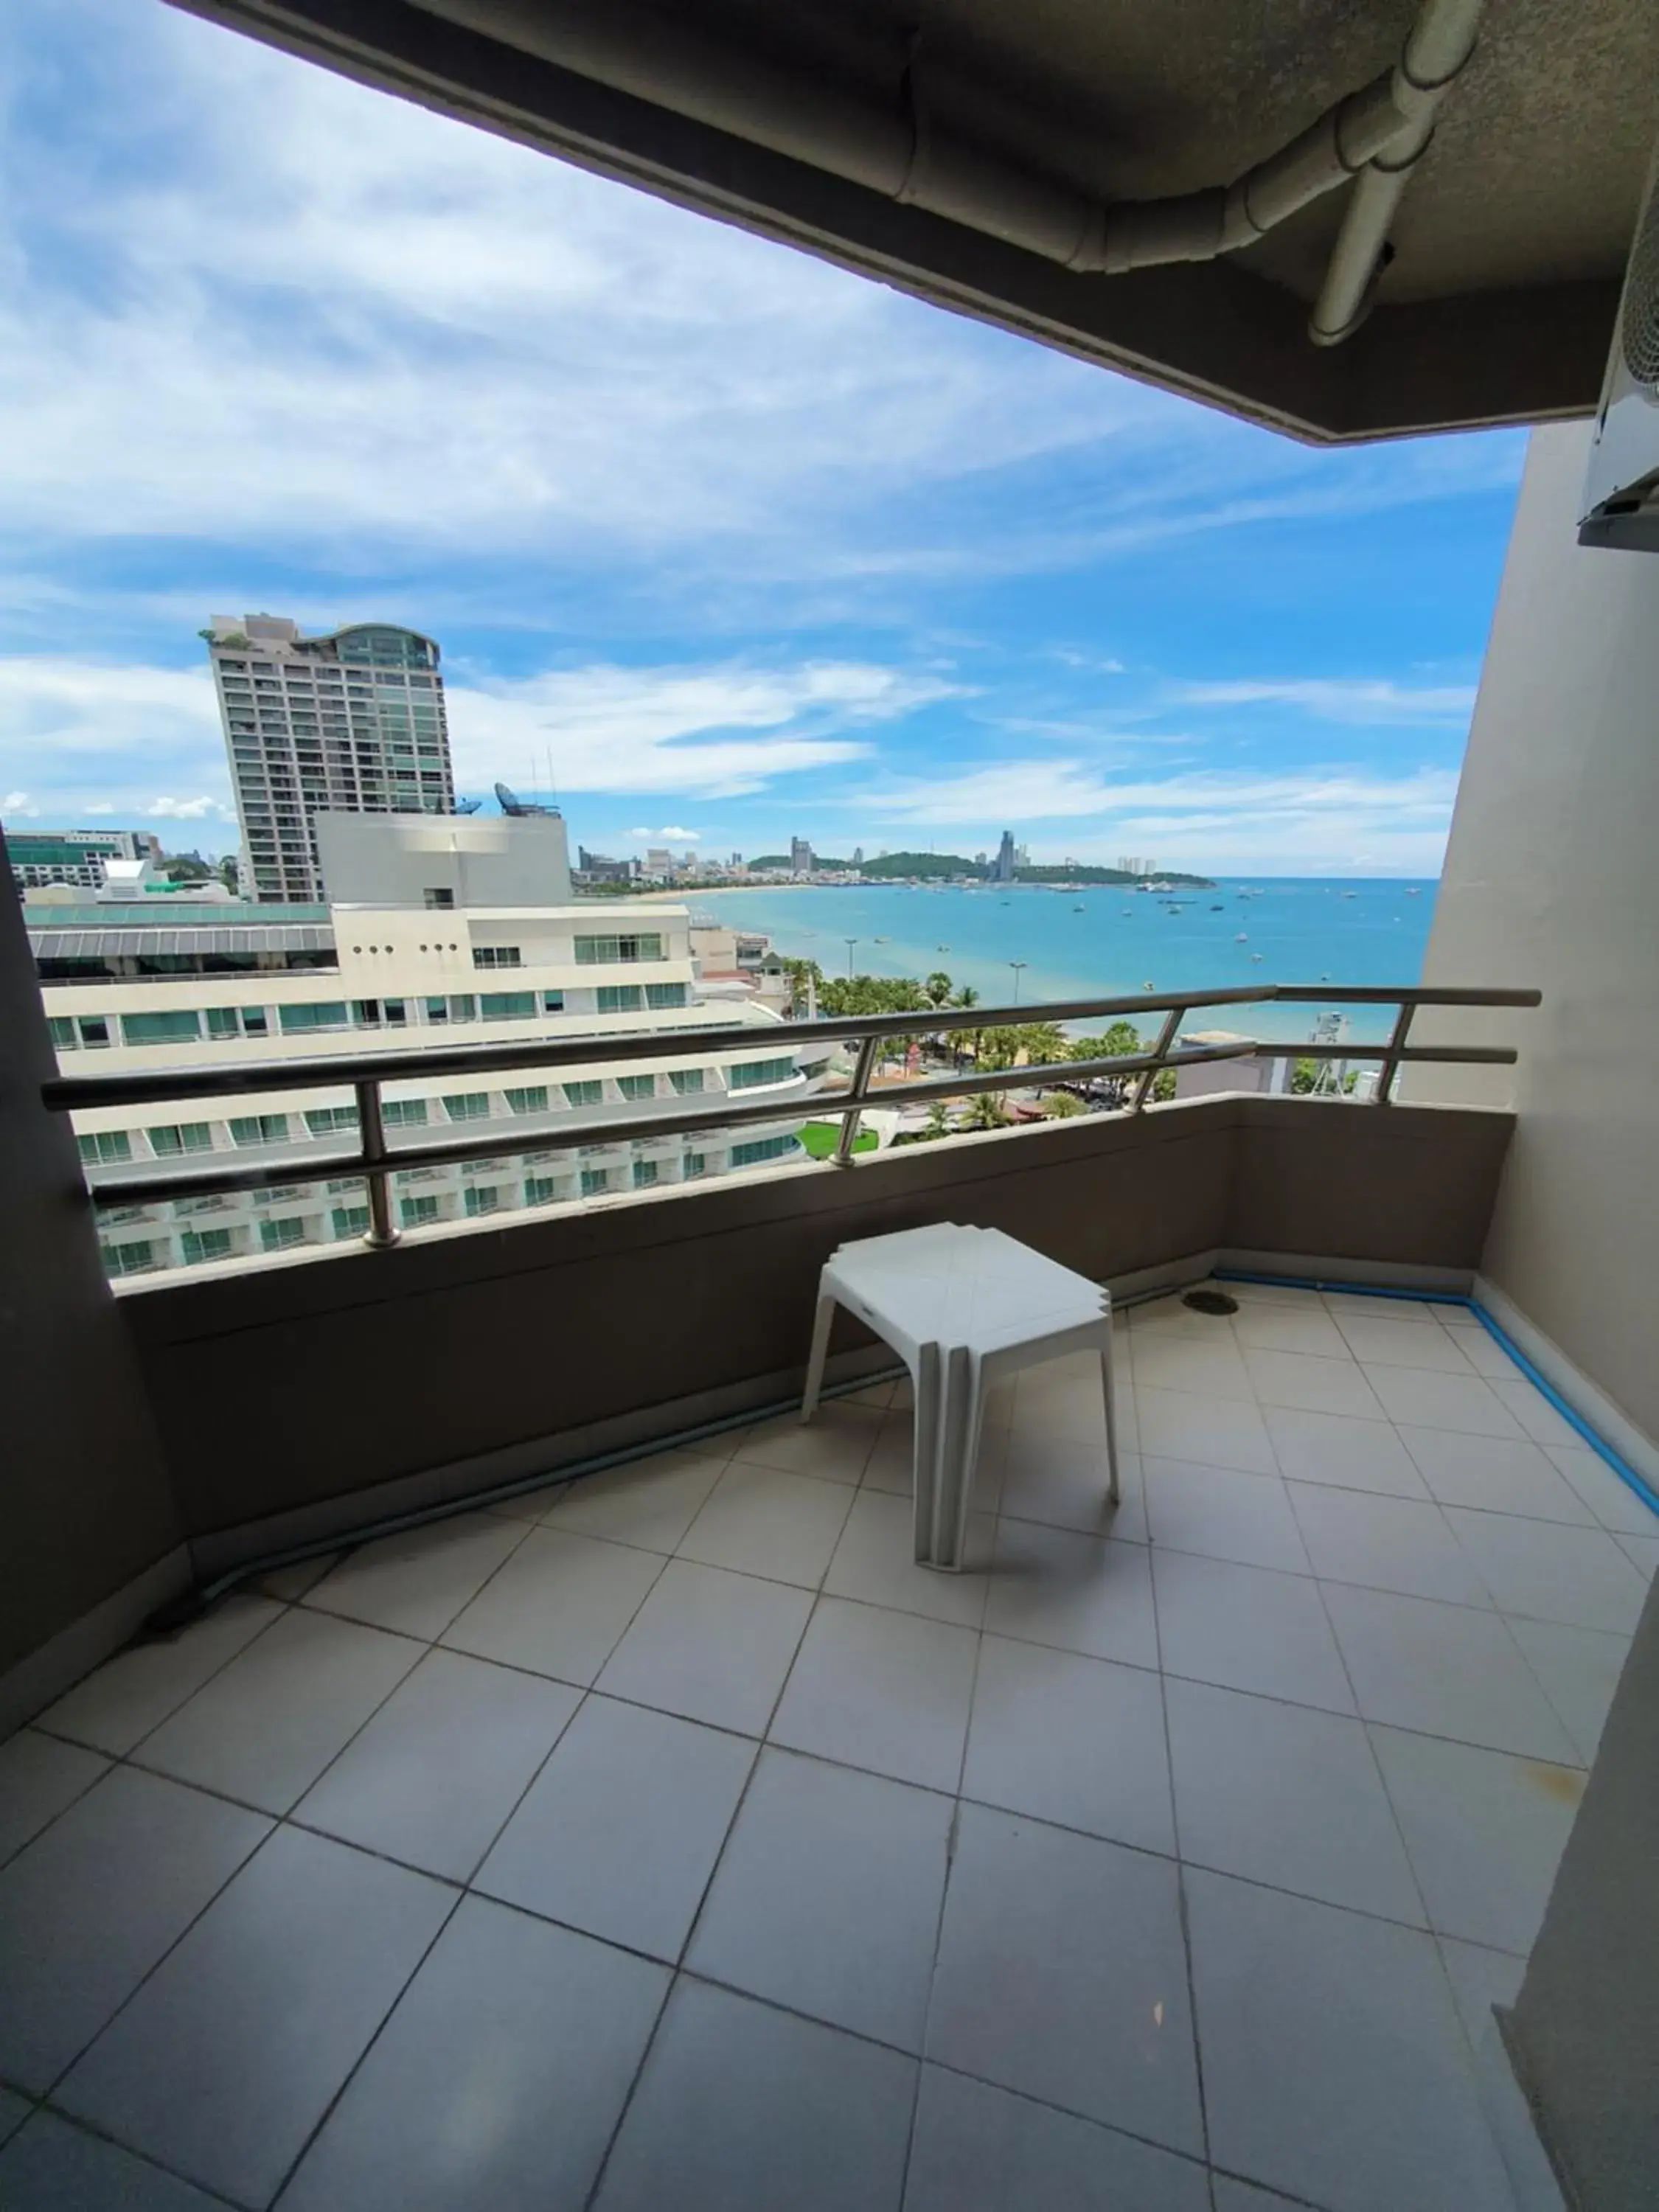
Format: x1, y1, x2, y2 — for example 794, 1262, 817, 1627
316, 811, 572, 907
48, 900, 817, 1277
1410, 420, 1659, 1450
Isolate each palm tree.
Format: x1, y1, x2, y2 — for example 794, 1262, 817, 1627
966, 1091, 1009, 1131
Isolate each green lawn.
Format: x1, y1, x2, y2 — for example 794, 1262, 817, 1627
799, 1120, 880, 1159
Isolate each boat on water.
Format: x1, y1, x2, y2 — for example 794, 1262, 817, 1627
1141, 981, 1155, 991
1251, 953, 1264, 962
1407, 887, 1421, 895
1235, 933, 1248, 942
1209, 905, 1224, 911
1340, 891, 1357, 900
1072, 905, 1086, 913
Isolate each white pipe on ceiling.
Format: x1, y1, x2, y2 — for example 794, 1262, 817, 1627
417, 0, 1477, 312
1310, 0, 1487, 344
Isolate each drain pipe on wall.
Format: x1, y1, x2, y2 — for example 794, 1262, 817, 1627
421, 0, 1484, 285
1309, 0, 1486, 343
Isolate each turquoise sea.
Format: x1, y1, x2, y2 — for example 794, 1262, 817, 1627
690, 878, 1439, 1044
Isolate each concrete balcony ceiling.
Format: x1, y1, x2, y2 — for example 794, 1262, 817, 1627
172, 0, 1659, 437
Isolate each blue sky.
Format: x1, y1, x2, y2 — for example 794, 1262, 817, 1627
1, 0, 1527, 874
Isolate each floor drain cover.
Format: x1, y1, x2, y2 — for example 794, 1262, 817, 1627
1182, 1288, 1239, 1316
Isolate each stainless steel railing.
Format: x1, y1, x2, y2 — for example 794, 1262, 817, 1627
41, 981, 1540, 1252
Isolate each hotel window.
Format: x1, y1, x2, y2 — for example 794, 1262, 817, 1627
505, 1087, 549, 1114
669, 1068, 704, 1095
48, 1016, 76, 1050
305, 1105, 361, 1137
479, 992, 535, 1020
422, 888, 455, 910
332, 1205, 370, 1239
681, 1152, 707, 1178
260, 1217, 308, 1252
632, 1160, 659, 1191
444, 1093, 492, 1121
645, 983, 687, 1009
229, 1113, 291, 1146
727, 1057, 796, 1089
524, 1175, 557, 1206
473, 946, 521, 969
121, 1009, 203, 1046
76, 1016, 112, 1049
574, 933, 663, 964
448, 995, 477, 1023
542, 990, 565, 1014
148, 1122, 214, 1156
563, 1080, 602, 1108
400, 1193, 440, 1226
78, 1130, 133, 1166
100, 1239, 157, 1277
580, 1167, 610, 1197
382, 1099, 428, 1127
597, 986, 644, 1014
617, 1074, 655, 1102
240, 1006, 270, 1037
352, 999, 382, 1026
383, 998, 407, 1025
731, 1134, 800, 1166
279, 1002, 349, 1034
464, 1186, 501, 1217
181, 1228, 233, 1266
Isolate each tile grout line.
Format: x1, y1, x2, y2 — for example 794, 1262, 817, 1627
260, 1883, 470, 2211
0, 2101, 248, 2208
580, 1531, 830, 2212
1151, 1478, 1218, 2182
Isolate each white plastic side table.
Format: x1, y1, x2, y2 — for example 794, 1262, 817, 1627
800, 1222, 1119, 1571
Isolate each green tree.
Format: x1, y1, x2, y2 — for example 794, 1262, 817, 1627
925, 970, 953, 1005
1071, 1020, 1143, 1062
1044, 1090, 1085, 1119
965, 1091, 1009, 1130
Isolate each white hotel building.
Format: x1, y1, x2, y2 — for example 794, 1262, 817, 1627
33, 815, 823, 1279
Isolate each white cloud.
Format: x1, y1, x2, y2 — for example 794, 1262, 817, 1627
0, 0, 1137, 585
148, 795, 228, 820
446, 661, 960, 800
1172, 678, 1478, 725
627, 825, 700, 841
3, 790, 38, 815
848, 760, 1461, 874
0, 647, 954, 820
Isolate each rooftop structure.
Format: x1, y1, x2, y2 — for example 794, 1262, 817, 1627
206, 614, 456, 905
31, 874, 819, 1281
7, 827, 161, 894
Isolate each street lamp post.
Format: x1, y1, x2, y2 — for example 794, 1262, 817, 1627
844, 938, 860, 979
1009, 960, 1028, 1006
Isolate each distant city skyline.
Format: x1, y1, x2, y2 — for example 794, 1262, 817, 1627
1, 0, 1523, 877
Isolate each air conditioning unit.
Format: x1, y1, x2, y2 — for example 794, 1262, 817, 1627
1579, 144, 1659, 552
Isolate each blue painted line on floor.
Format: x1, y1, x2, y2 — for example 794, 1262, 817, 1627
1212, 1268, 1659, 1523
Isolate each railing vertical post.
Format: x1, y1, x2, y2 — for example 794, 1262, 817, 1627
355, 1079, 400, 1246
1130, 1007, 1183, 1114
833, 1036, 880, 1166
1374, 1001, 1415, 1106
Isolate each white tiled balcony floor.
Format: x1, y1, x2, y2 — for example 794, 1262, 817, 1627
2, 1277, 1654, 2211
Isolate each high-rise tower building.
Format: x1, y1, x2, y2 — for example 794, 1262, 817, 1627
994, 830, 1017, 883
206, 614, 454, 903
